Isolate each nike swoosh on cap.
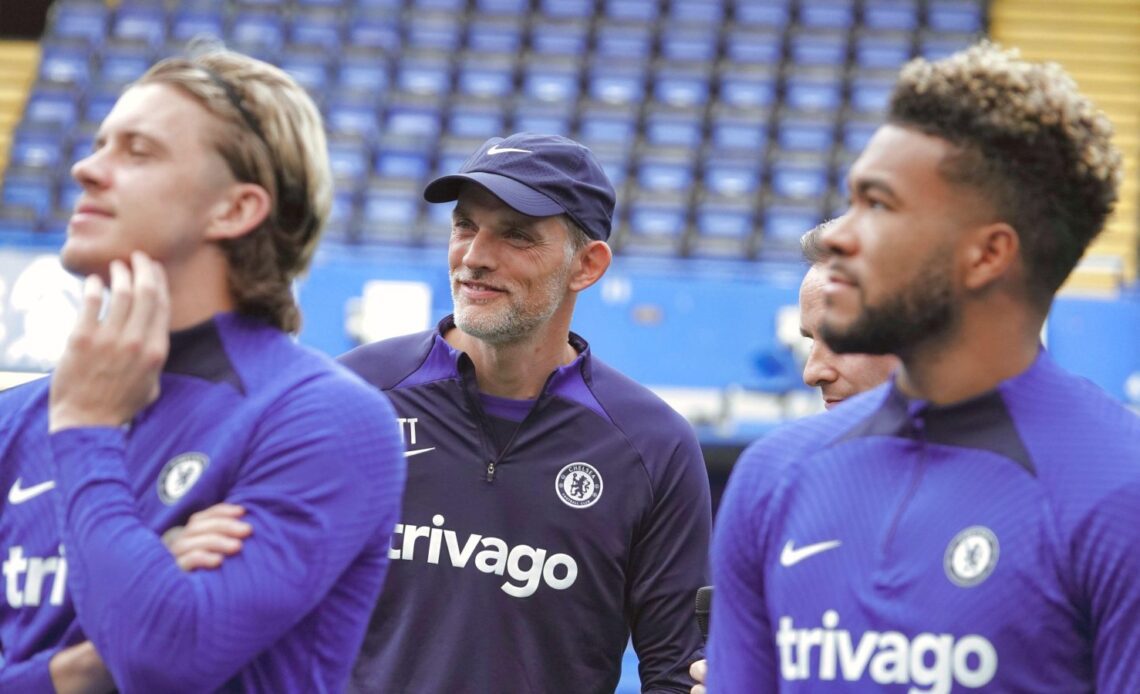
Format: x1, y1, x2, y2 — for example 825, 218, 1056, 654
487, 145, 532, 155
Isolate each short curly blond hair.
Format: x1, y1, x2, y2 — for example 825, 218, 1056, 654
888, 41, 1122, 305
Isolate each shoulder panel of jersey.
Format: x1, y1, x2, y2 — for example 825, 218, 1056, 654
995, 350, 1140, 528
576, 352, 706, 487
338, 328, 440, 391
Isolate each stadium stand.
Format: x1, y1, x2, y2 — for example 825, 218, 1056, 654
1, 0, 1005, 264
991, 0, 1140, 290
4, 0, 1128, 305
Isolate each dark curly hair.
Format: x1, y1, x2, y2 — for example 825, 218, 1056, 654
888, 42, 1122, 306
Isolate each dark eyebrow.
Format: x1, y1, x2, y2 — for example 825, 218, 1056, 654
799, 326, 812, 339
850, 176, 901, 206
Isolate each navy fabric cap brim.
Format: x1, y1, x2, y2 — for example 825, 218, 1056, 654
423, 172, 566, 218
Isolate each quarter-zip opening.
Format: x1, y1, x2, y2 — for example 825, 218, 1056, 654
875, 405, 928, 587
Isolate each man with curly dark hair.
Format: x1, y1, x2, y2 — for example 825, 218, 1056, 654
705, 42, 1139, 692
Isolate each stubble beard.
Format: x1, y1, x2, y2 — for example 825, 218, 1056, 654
451, 255, 573, 346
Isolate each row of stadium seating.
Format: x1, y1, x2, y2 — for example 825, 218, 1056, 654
2, 0, 988, 260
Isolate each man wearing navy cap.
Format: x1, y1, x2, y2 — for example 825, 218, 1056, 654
341, 133, 712, 692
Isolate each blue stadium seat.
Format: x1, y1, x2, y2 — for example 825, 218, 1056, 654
625, 196, 688, 251
724, 28, 783, 65
604, 0, 659, 22
784, 69, 844, 112
636, 151, 696, 193
446, 100, 508, 140
170, 7, 224, 43
695, 199, 755, 239
789, 30, 849, 66
337, 50, 391, 94
797, 0, 855, 29
356, 0, 404, 8
927, 1, 985, 33
68, 132, 94, 167
732, 0, 791, 28
848, 72, 896, 114
644, 107, 705, 148
770, 156, 831, 200
296, 0, 344, 6
111, 4, 167, 48
920, 32, 976, 60
346, 12, 401, 52
411, 0, 468, 12
279, 51, 333, 97
592, 145, 632, 188
862, 0, 920, 31
511, 99, 573, 134
1, 169, 55, 219
325, 186, 360, 242
230, 12, 284, 52
49, 1, 111, 46
659, 26, 720, 64
406, 15, 463, 53
521, 59, 581, 103
594, 22, 654, 62
373, 140, 434, 182
762, 204, 822, 254
578, 106, 640, 150
22, 88, 79, 131
717, 68, 778, 109
842, 118, 881, 154
775, 114, 836, 153
529, 18, 590, 56
327, 135, 372, 183
9, 129, 64, 171
477, 0, 531, 16
467, 19, 525, 54
668, 0, 725, 25
587, 63, 646, 105
83, 85, 121, 126
456, 57, 516, 99
395, 54, 453, 97
361, 180, 422, 242
383, 100, 444, 142
97, 39, 154, 86
653, 65, 712, 108
325, 91, 383, 141
538, 0, 595, 19
38, 40, 92, 88
854, 31, 913, 70
289, 9, 343, 50
702, 156, 763, 198
434, 139, 479, 178
709, 108, 769, 153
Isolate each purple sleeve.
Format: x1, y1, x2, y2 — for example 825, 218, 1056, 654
49, 383, 405, 693
706, 445, 780, 692
1073, 479, 1140, 692
0, 648, 57, 692
629, 433, 712, 693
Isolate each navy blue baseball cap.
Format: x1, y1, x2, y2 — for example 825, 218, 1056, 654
423, 133, 616, 241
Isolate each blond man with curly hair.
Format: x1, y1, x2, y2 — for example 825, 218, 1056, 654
705, 42, 1139, 692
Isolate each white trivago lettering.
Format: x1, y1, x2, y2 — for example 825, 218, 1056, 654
776, 611, 997, 694
4, 545, 68, 608
389, 514, 578, 598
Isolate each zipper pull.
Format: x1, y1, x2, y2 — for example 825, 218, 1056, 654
485, 460, 496, 483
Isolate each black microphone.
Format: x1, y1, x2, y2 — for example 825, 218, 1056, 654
695, 585, 713, 641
